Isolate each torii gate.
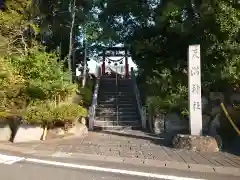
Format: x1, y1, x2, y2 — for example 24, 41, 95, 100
100, 47, 131, 78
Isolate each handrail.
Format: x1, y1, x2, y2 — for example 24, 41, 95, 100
88, 66, 100, 130
220, 103, 240, 136
108, 66, 125, 76
130, 68, 146, 129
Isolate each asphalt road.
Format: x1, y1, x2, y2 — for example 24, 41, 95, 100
0, 163, 159, 180
0, 152, 239, 180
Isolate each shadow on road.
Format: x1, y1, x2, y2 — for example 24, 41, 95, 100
93, 129, 176, 147
221, 136, 240, 156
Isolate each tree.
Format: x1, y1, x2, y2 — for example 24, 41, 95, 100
91, 0, 240, 113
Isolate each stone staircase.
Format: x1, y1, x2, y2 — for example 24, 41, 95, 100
94, 77, 141, 130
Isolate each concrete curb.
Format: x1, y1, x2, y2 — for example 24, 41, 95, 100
0, 143, 240, 177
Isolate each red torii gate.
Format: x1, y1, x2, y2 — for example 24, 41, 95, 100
100, 47, 131, 78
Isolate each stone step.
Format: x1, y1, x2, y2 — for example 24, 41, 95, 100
99, 100, 136, 104
94, 120, 141, 127
100, 83, 132, 87
96, 111, 138, 116
99, 93, 135, 99
99, 91, 133, 94
96, 115, 140, 122
97, 104, 138, 108
100, 88, 132, 91
96, 107, 138, 112
94, 126, 141, 131
101, 78, 132, 81
96, 108, 137, 113
98, 92, 133, 96
98, 98, 136, 102
100, 84, 132, 87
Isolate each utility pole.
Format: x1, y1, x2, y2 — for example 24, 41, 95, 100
82, 29, 87, 88
68, 0, 76, 83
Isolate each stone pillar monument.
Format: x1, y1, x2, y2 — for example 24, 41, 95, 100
188, 44, 202, 136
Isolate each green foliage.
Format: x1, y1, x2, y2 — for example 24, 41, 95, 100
53, 104, 87, 122
23, 102, 55, 126
0, 0, 88, 128
146, 68, 188, 115
94, 0, 240, 116
0, 57, 27, 112
79, 78, 95, 106
9, 47, 76, 101
23, 102, 87, 126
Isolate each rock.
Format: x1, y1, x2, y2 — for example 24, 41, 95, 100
13, 124, 43, 143
46, 127, 65, 140
209, 92, 224, 102
202, 115, 211, 131
209, 113, 221, 136
202, 96, 209, 110
67, 123, 88, 137
165, 113, 188, 133
172, 134, 219, 152
230, 93, 240, 104
80, 117, 86, 125
211, 106, 221, 116
55, 128, 65, 135
153, 113, 165, 135
0, 123, 11, 141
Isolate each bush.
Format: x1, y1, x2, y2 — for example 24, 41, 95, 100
145, 68, 188, 116
10, 47, 76, 102
53, 104, 87, 123
23, 102, 55, 126
0, 58, 27, 113
78, 77, 95, 107
23, 102, 87, 127
79, 87, 93, 106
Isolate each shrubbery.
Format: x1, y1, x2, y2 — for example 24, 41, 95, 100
23, 103, 87, 126
0, 47, 87, 129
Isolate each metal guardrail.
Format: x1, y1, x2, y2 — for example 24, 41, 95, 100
130, 68, 146, 129
88, 66, 101, 130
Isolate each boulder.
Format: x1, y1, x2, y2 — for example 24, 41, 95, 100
209, 113, 221, 136
80, 117, 86, 125
67, 123, 88, 137
202, 96, 209, 110
211, 106, 221, 116
172, 134, 219, 152
165, 113, 188, 133
230, 93, 240, 104
202, 114, 211, 132
153, 113, 165, 135
209, 92, 224, 102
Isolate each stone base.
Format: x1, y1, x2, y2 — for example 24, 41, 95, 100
47, 124, 88, 140
67, 124, 88, 137
12, 124, 43, 143
0, 123, 11, 141
172, 134, 219, 152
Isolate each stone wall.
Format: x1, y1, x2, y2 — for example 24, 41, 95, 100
150, 92, 240, 138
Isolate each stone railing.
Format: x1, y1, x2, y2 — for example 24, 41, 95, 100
130, 68, 146, 129
88, 66, 101, 130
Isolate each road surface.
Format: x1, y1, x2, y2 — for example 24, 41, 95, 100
0, 152, 239, 180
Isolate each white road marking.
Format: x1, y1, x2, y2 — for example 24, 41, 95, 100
0, 153, 206, 180
25, 158, 206, 180
0, 154, 25, 164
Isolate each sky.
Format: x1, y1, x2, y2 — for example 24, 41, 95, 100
76, 57, 137, 76
76, 44, 138, 76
